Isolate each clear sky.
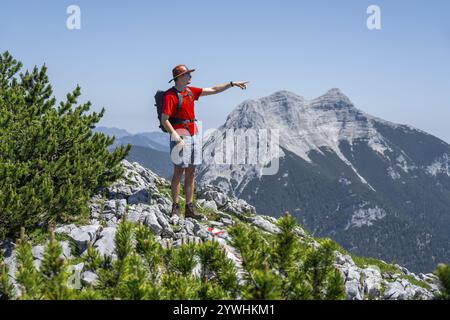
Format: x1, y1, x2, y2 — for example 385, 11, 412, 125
1, 0, 450, 141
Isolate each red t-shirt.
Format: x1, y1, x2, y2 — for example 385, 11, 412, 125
162, 86, 203, 136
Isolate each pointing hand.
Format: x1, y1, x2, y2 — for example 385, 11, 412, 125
233, 81, 249, 90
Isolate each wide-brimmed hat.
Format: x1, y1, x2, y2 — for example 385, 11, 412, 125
168, 64, 196, 83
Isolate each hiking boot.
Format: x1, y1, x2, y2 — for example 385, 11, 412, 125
184, 202, 203, 220
171, 203, 181, 218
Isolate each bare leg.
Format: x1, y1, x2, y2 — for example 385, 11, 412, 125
171, 165, 184, 204
184, 165, 196, 204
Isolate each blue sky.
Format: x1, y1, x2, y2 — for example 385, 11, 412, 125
1, 0, 450, 141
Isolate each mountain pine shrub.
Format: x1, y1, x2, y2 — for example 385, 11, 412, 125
435, 263, 450, 300
0, 250, 15, 299
0, 214, 347, 300
0, 51, 131, 240
229, 213, 346, 300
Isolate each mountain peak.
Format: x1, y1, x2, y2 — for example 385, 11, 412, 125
313, 88, 353, 106
268, 90, 304, 100
255, 88, 353, 108
223, 88, 359, 135
326, 87, 344, 95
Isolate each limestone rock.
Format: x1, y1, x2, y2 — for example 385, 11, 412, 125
94, 227, 116, 258
56, 224, 102, 253
249, 216, 280, 234
81, 271, 99, 286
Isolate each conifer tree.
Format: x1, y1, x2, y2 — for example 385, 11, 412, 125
302, 240, 336, 299
5, 214, 348, 300
166, 243, 197, 277
0, 250, 16, 300
117, 253, 154, 299
15, 228, 43, 299
0, 51, 131, 239
96, 219, 134, 297
135, 223, 161, 280
325, 269, 346, 300
160, 272, 201, 299
39, 229, 73, 299
273, 213, 302, 278
435, 263, 450, 300
196, 240, 239, 298
229, 214, 345, 300
83, 242, 104, 272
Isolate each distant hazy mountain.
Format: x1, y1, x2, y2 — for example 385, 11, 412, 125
137, 132, 170, 148
94, 126, 172, 178
197, 88, 450, 273
126, 145, 172, 179
115, 135, 168, 152
94, 127, 169, 152
94, 126, 131, 139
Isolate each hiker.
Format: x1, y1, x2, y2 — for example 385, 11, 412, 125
160, 64, 248, 219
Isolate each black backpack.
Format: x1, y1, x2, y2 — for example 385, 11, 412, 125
154, 86, 194, 133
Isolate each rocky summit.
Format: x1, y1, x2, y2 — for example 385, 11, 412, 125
197, 88, 450, 273
1, 160, 442, 300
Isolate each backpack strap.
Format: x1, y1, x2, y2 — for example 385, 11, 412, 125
174, 90, 184, 116
172, 86, 194, 117
185, 87, 193, 98
170, 86, 196, 136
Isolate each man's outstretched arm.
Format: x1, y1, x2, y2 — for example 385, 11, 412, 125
200, 81, 249, 96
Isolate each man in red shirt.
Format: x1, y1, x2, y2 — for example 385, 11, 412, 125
161, 64, 248, 219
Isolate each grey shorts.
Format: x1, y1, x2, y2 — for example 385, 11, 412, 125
169, 134, 202, 168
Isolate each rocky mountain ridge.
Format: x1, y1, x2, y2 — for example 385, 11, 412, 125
1, 160, 441, 300
197, 88, 450, 273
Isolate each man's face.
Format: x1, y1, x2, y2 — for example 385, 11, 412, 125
179, 72, 192, 85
